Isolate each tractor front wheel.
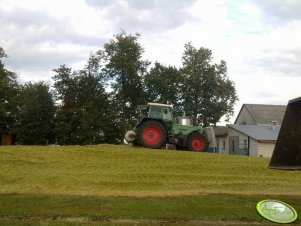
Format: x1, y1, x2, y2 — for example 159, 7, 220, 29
138, 120, 166, 149
187, 133, 207, 152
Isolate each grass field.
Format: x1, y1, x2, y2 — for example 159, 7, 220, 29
0, 145, 301, 225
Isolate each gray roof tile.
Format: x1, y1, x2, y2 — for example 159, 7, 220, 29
228, 124, 280, 141
237, 104, 286, 125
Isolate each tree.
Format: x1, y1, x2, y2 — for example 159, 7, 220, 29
52, 55, 121, 145
17, 82, 55, 144
144, 62, 183, 116
0, 47, 19, 136
52, 65, 79, 144
99, 31, 150, 131
180, 43, 238, 126
74, 59, 120, 144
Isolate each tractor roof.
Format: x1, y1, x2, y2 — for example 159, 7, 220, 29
148, 103, 173, 108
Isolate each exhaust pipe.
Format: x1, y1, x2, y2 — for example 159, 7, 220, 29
269, 96, 301, 170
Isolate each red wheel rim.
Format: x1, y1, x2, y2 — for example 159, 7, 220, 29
191, 137, 205, 151
143, 126, 161, 145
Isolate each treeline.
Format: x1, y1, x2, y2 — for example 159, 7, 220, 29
0, 31, 238, 145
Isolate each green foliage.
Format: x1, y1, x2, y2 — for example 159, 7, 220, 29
0, 47, 7, 58
52, 56, 121, 145
144, 43, 238, 125
52, 65, 79, 144
0, 48, 19, 135
181, 43, 238, 126
145, 62, 183, 116
99, 31, 150, 130
17, 82, 55, 145
0, 35, 239, 144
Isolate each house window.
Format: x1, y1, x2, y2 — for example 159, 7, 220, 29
243, 140, 247, 148
231, 140, 235, 152
222, 141, 226, 150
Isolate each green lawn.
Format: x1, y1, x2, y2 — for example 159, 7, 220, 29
0, 145, 300, 225
1, 193, 300, 225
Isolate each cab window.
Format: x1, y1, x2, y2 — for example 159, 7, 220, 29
163, 108, 172, 121
149, 106, 162, 118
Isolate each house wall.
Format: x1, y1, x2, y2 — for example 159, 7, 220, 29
225, 129, 275, 157
227, 128, 249, 155
249, 138, 258, 157
235, 106, 256, 125
227, 104, 280, 157
258, 142, 275, 158
227, 128, 271, 157
217, 137, 228, 154
228, 128, 248, 142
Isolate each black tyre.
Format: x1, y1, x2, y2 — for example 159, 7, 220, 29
138, 120, 166, 149
187, 133, 207, 152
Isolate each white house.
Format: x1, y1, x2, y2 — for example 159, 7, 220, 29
227, 124, 281, 157
216, 104, 286, 157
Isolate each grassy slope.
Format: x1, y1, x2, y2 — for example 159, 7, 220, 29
1, 145, 301, 225
1, 144, 301, 196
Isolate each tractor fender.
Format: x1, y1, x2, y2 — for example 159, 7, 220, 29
136, 118, 166, 129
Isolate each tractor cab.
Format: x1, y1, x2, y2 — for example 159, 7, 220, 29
137, 103, 173, 121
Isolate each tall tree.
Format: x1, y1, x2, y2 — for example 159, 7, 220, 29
52, 56, 121, 145
74, 54, 121, 144
74, 72, 106, 144
83, 54, 123, 143
99, 31, 150, 131
52, 65, 79, 144
144, 62, 183, 116
17, 82, 55, 145
181, 43, 238, 126
0, 47, 19, 136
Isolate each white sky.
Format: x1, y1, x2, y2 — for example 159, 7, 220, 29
1, 0, 301, 124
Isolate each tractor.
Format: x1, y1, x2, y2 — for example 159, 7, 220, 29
124, 103, 216, 151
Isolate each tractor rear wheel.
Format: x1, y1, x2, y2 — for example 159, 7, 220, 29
187, 133, 207, 152
138, 120, 166, 149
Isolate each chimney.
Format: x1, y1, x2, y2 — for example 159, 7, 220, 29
271, 120, 277, 131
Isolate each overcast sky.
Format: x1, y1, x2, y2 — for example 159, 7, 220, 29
1, 0, 301, 123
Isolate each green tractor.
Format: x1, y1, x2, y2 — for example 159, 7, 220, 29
124, 103, 216, 151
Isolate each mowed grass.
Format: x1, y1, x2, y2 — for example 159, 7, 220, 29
1, 193, 300, 225
1, 145, 301, 225
1, 144, 301, 196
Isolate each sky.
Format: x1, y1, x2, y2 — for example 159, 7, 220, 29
1, 0, 301, 124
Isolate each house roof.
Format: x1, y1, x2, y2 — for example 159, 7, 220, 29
227, 124, 281, 141
214, 126, 228, 137
234, 104, 286, 125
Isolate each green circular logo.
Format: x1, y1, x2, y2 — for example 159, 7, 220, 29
256, 200, 298, 224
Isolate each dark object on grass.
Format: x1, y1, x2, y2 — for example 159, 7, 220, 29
269, 96, 301, 170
